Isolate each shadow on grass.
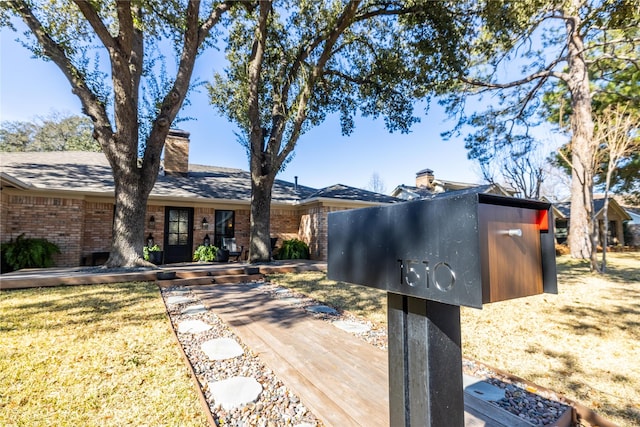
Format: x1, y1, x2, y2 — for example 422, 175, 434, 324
0, 282, 162, 334
556, 300, 640, 337
268, 272, 386, 319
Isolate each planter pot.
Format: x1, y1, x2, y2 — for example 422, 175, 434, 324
216, 248, 230, 262
149, 251, 163, 265
157, 271, 176, 280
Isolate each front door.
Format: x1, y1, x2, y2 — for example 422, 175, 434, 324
164, 207, 194, 263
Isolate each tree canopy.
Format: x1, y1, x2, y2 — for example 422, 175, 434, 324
208, 0, 469, 261
441, 0, 640, 265
0, 112, 100, 152
1, 0, 233, 267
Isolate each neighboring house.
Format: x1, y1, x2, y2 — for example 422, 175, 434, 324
552, 196, 633, 246
391, 168, 517, 201
0, 130, 398, 267
623, 207, 640, 247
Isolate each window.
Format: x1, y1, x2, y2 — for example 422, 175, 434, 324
168, 209, 190, 245
215, 210, 235, 248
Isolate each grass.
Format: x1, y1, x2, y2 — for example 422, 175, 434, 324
0, 282, 209, 427
268, 252, 640, 427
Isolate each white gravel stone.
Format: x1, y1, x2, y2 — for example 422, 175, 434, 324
177, 319, 212, 334
209, 376, 263, 410
332, 320, 371, 334
463, 375, 505, 402
181, 304, 207, 315
166, 295, 195, 305
201, 337, 244, 360
305, 305, 338, 315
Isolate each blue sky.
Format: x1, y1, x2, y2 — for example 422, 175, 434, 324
1, 23, 483, 193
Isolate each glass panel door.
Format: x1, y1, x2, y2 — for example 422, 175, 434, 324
164, 207, 193, 263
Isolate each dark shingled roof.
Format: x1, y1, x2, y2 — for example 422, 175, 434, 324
0, 151, 395, 205
306, 184, 399, 204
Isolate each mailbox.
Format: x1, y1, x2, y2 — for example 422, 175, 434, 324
328, 192, 557, 308
327, 192, 558, 427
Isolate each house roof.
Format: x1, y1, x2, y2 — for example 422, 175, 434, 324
0, 151, 395, 206
391, 183, 515, 201
553, 196, 632, 221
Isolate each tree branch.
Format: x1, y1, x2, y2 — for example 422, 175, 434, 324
72, 0, 117, 52
10, 1, 113, 146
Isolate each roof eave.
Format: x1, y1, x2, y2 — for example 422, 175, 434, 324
0, 172, 33, 190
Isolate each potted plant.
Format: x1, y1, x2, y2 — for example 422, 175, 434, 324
193, 244, 218, 262
143, 243, 163, 264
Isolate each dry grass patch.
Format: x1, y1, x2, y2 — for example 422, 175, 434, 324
0, 282, 209, 427
268, 252, 640, 427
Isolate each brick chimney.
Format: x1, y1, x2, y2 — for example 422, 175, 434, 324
416, 168, 435, 189
164, 129, 190, 176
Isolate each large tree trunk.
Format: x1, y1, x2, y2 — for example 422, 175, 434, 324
249, 173, 276, 263
109, 175, 154, 267
564, 6, 596, 266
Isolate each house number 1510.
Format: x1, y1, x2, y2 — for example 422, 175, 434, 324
397, 259, 456, 292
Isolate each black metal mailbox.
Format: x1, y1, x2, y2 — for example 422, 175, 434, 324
327, 192, 557, 427
328, 192, 557, 309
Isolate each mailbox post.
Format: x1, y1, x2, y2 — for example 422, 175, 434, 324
328, 193, 557, 427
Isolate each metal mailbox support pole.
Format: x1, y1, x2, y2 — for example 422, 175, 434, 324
388, 293, 464, 427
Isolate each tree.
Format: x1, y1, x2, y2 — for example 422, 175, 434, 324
0, 112, 100, 152
592, 104, 639, 272
365, 172, 387, 194
1, 1, 233, 267
479, 139, 547, 199
209, 0, 467, 262
442, 0, 640, 268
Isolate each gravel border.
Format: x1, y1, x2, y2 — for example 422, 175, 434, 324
162, 280, 573, 427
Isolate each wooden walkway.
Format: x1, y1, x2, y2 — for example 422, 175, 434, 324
192, 283, 503, 427
1, 261, 532, 426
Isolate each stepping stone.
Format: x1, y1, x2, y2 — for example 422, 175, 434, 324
201, 338, 244, 360
463, 375, 505, 402
177, 319, 212, 334
275, 288, 291, 295
166, 295, 195, 305
305, 305, 338, 315
332, 320, 371, 334
280, 297, 303, 305
181, 304, 207, 315
208, 376, 263, 410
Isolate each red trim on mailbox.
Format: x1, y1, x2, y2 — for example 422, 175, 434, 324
537, 209, 549, 231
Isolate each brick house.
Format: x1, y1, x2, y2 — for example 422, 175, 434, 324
0, 130, 398, 267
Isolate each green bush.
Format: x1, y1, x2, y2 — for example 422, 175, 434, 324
193, 245, 218, 262
143, 244, 161, 261
275, 239, 310, 260
1, 234, 61, 272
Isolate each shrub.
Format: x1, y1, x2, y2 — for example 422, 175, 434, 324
1, 234, 61, 272
276, 239, 310, 260
143, 244, 161, 261
193, 244, 218, 262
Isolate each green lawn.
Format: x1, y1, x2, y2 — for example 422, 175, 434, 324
0, 282, 209, 427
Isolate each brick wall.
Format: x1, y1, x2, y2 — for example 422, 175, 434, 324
82, 202, 113, 257
2, 189, 361, 266
145, 206, 165, 250
299, 204, 352, 260
2, 193, 84, 267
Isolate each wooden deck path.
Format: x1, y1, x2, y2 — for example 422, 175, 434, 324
192, 283, 501, 427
